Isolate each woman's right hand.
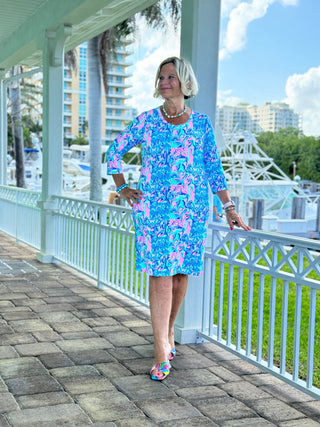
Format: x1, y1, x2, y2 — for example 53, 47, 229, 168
119, 187, 143, 207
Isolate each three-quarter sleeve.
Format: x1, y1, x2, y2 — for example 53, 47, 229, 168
106, 113, 145, 174
203, 116, 228, 193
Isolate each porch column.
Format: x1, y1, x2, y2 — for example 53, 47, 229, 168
175, 0, 221, 344
180, 0, 221, 126
37, 25, 71, 263
0, 69, 7, 185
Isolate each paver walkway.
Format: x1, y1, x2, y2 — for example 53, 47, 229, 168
1, 232, 320, 426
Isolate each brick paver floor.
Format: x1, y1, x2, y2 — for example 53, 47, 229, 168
1, 232, 320, 426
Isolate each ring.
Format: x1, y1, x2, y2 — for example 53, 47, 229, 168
232, 220, 238, 224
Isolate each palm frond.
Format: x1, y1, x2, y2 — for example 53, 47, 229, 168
64, 49, 78, 72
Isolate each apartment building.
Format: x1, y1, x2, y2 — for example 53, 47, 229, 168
217, 102, 301, 134
63, 40, 134, 145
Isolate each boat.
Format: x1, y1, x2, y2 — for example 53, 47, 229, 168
219, 128, 319, 238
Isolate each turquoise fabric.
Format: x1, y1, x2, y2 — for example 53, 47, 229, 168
107, 108, 227, 276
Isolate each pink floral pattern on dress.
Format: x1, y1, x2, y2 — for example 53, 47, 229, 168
107, 108, 227, 276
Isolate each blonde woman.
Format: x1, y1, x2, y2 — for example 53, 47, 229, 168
107, 57, 250, 381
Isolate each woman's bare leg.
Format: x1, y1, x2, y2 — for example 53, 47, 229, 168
168, 274, 188, 349
149, 275, 173, 364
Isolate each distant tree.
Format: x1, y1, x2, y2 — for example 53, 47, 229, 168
71, 134, 89, 146
257, 128, 320, 182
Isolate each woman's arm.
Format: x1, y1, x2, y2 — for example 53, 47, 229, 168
112, 173, 142, 207
216, 189, 251, 231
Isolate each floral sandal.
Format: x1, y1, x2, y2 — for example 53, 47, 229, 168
168, 348, 176, 361
150, 362, 170, 381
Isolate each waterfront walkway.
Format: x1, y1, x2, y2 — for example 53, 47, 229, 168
1, 232, 320, 426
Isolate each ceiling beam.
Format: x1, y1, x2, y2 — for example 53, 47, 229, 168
0, 0, 157, 70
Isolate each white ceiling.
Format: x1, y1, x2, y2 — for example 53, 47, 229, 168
0, 0, 157, 70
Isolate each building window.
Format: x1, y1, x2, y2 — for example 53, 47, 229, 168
79, 46, 87, 59
116, 76, 123, 83
107, 108, 113, 115
79, 70, 86, 91
115, 109, 122, 116
79, 94, 86, 104
116, 87, 123, 94
115, 120, 122, 127
79, 59, 86, 70
79, 105, 86, 116
116, 65, 123, 72
106, 119, 112, 127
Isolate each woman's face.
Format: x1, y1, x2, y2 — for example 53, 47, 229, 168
158, 63, 183, 100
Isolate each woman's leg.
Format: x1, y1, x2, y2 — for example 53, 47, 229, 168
149, 275, 173, 364
168, 274, 188, 349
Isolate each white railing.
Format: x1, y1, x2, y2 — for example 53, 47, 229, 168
0, 186, 41, 248
199, 223, 320, 399
52, 195, 149, 306
1, 186, 320, 398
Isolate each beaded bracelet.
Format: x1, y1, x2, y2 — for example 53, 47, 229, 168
225, 206, 236, 212
116, 183, 129, 194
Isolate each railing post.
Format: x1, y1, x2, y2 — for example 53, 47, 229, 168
249, 198, 264, 229
174, 274, 205, 344
291, 197, 306, 219
37, 25, 71, 263
316, 199, 320, 235
97, 206, 107, 289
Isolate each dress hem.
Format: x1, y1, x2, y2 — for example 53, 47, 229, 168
137, 268, 204, 277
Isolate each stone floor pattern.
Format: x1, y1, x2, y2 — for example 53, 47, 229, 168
1, 232, 320, 426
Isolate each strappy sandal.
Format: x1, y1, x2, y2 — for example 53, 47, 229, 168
150, 362, 170, 381
168, 348, 176, 361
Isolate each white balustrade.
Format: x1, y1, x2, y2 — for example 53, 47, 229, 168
52, 195, 149, 306
1, 186, 320, 398
0, 186, 41, 248
196, 222, 320, 399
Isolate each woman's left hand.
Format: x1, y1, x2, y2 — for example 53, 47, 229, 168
225, 210, 252, 231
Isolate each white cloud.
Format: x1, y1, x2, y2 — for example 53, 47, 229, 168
127, 20, 180, 114
221, 0, 243, 17
217, 89, 242, 106
220, 0, 298, 60
285, 66, 320, 136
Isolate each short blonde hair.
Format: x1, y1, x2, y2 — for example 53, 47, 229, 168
153, 56, 199, 99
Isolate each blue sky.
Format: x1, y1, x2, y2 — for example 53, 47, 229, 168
127, 0, 320, 136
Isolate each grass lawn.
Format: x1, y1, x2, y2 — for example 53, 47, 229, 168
212, 246, 320, 388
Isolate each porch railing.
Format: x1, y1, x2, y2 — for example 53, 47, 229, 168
1, 186, 320, 398
0, 186, 41, 248
52, 195, 149, 307
199, 222, 320, 399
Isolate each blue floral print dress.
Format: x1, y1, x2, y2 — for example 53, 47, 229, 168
107, 107, 227, 277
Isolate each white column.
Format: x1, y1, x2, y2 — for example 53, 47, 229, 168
175, 0, 221, 344
0, 69, 7, 186
37, 25, 71, 263
180, 0, 221, 126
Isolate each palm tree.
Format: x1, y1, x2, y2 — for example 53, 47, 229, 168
8, 66, 26, 188
87, 0, 181, 201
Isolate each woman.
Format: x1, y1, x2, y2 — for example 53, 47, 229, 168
107, 57, 250, 381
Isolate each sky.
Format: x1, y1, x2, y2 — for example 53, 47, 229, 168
127, 0, 320, 136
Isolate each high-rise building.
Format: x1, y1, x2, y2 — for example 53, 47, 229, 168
217, 102, 302, 135
63, 40, 135, 145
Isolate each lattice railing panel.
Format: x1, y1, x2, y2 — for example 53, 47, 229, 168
200, 223, 320, 399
